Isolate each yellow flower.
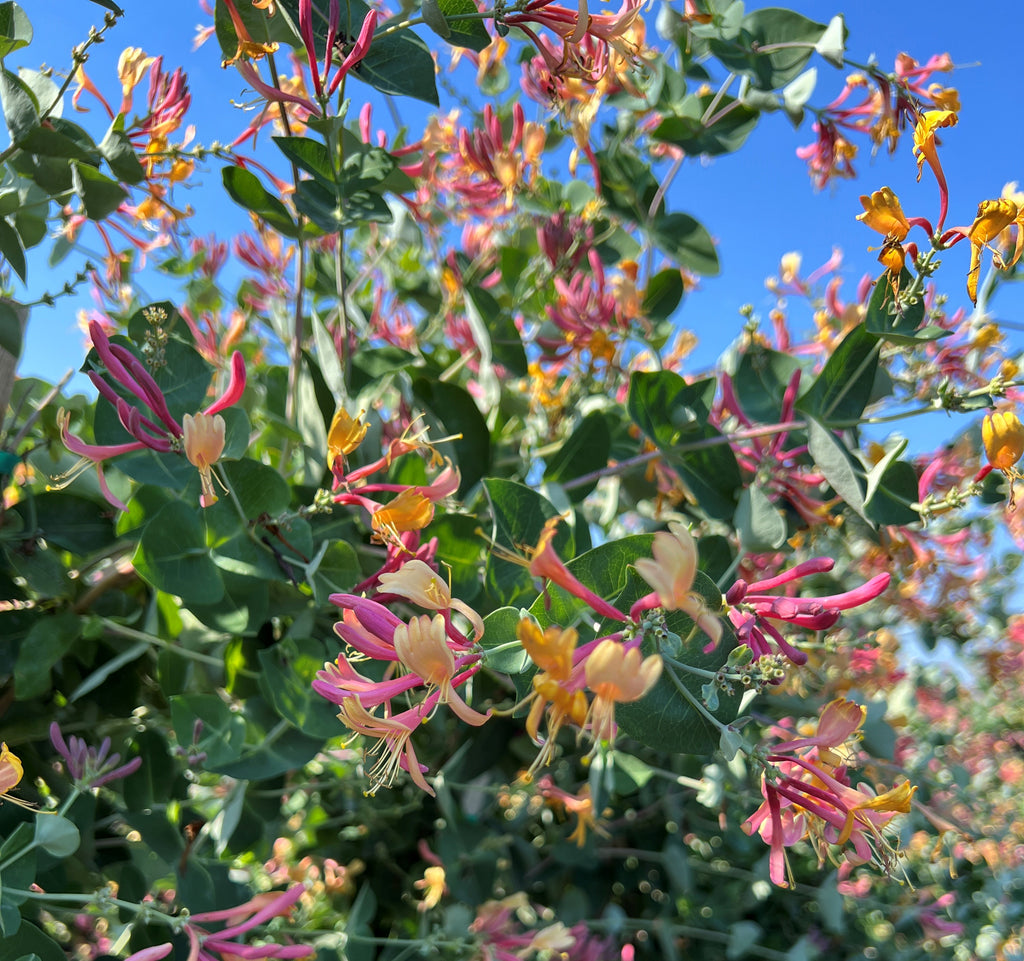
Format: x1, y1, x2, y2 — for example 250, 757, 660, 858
371, 489, 434, 544
517, 617, 577, 680
856, 187, 910, 242
220, 0, 280, 66
182, 412, 226, 508
414, 865, 447, 911
1, 742, 23, 797
982, 410, 1024, 472
584, 640, 662, 745
967, 198, 1021, 304
327, 406, 368, 467
912, 109, 957, 185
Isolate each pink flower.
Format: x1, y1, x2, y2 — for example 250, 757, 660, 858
123, 886, 313, 961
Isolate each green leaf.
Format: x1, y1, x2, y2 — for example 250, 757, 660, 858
434, 0, 491, 50
712, 8, 826, 90
354, 22, 439, 105
222, 165, 300, 237
294, 177, 391, 230
133, 501, 225, 605
14, 609, 80, 698
259, 637, 340, 738
732, 344, 800, 424
864, 269, 951, 345
21, 491, 114, 555
642, 269, 685, 323
543, 412, 611, 501
795, 322, 879, 426
483, 478, 572, 602
188, 570, 270, 634
99, 115, 147, 184
806, 416, 866, 519
734, 482, 787, 551
781, 66, 816, 124
0, 67, 39, 143
71, 161, 127, 220
652, 93, 758, 157
0, 3, 33, 58
0, 298, 25, 352
863, 443, 920, 526
412, 378, 491, 494
627, 371, 741, 520
212, 724, 324, 779
34, 814, 81, 858
649, 212, 719, 276
480, 606, 531, 673
465, 282, 528, 378
272, 136, 336, 187
0, 218, 26, 282
0, 923, 63, 961
420, 0, 451, 39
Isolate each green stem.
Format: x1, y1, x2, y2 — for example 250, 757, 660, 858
663, 662, 731, 736
99, 619, 257, 676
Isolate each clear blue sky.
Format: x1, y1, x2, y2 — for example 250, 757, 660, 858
14, 0, 1024, 431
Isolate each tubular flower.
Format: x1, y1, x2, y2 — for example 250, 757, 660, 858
725, 561, 891, 665
122, 884, 313, 961
584, 639, 662, 745
966, 198, 1019, 304
517, 618, 588, 775
857, 186, 911, 242
912, 109, 957, 231
49, 723, 142, 789
377, 558, 484, 643
220, 0, 280, 66
328, 406, 369, 470
183, 412, 226, 507
371, 489, 435, 545
525, 516, 628, 623
1, 742, 25, 801
54, 321, 246, 511
393, 614, 489, 726
744, 698, 916, 886
631, 522, 722, 645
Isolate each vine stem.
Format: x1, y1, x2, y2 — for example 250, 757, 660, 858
99, 619, 258, 676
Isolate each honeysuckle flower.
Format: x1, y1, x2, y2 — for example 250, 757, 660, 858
298, 0, 377, 98
965, 198, 1020, 304
631, 522, 723, 645
1, 742, 30, 807
912, 109, 957, 230
183, 411, 226, 507
327, 406, 369, 469
370, 489, 435, 544
117, 47, 156, 114
518, 617, 577, 680
414, 865, 447, 911
584, 638, 662, 745
744, 699, 916, 886
857, 186, 912, 242
725, 561, 891, 664
55, 321, 246, 511
524, 516, 629, 623
336, 697, 436, 795
393, 614, 489, 726
983, 410, 1024, 472
122, 885, 313, 961
377, 558, 484, 643
220, 0, 280, 66
536, 776, 606, 847
49, 723, 142, 790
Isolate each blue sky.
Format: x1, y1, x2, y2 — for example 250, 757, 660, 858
13, 0, 1024, 439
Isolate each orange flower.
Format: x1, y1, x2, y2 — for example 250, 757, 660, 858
912, 109, 957, 229
967, 198, 1019, 304
856, 187, 910, 242
327, 407, 368, 467
371, 489, 434, 544
983, 410, 1024, 473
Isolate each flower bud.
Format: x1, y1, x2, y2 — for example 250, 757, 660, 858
983, 410, 1024, 472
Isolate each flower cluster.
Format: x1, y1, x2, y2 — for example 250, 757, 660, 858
745, 698, 916, 887
56, 319, 246, 511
